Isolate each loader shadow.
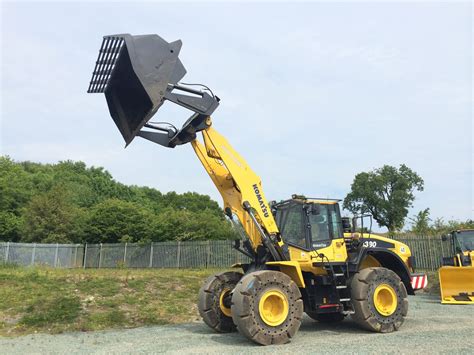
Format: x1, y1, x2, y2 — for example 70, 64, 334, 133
186, 317, 367, 347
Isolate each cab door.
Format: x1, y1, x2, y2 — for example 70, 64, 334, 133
308, 203, 348, 263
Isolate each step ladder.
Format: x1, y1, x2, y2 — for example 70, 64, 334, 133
324, 264, 353, 311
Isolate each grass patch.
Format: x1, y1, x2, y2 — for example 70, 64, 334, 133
20, 296, 81, 327
0, 267, 439, 337
0, 267, 220, 336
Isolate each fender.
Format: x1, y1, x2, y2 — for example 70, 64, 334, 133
266, 261, 306, 288
355, 247, 414, 295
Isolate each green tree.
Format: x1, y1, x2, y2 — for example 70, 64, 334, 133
430, 217, 474, 235
84, 199, 154, 243
151, 208, 236, 241
0, 211, 23, 242
343, 164, 424, 234
0, 156, 231, 243
21, 185, 85, 243
409, 208, 431, 235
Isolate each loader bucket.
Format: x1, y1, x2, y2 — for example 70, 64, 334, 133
87, 34, 186, 145
439, 266, 474, 304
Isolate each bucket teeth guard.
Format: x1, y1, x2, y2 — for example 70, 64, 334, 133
87, 33, 219, 147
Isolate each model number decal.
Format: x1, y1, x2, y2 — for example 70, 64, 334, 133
363, 240, 377, 248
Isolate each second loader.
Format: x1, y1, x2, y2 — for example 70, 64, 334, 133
439, 229, 474, 304
87, 33, 427, 345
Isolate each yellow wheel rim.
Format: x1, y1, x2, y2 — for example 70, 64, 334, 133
258, 290, 289, 326
374, 283, 397, 316
219, 288, 232, 317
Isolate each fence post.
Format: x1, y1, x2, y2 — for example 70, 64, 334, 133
123, 242, 128, 266
83, 244, 88, 269
99, 243, 103, 268
5, 242, 9, 262
31, 243, 36, 266
440, 237, 445, 265
177, 241, 181, 269
149, 243, 154, 268
427, 236, 434, 271
74, 244, 78, 268
54, 243, 59, 267
206, 240, 211, 268
234, 240, 239, 264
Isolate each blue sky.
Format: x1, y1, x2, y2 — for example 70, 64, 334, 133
1, 1, 472, 230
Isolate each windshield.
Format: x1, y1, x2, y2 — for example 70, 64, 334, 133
275, 203, 306, 247
456, 231, 474, 251
274, 202, 343, 249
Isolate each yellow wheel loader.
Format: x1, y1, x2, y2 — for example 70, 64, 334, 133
87, 33, 426, 345
439, 230, 474, 304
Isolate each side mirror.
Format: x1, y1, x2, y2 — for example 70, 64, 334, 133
341, 217, 352, 233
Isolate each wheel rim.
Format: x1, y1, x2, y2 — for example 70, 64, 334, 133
258, 290, 289, 326
374, 283, 397, 316
219, 288, 232, 317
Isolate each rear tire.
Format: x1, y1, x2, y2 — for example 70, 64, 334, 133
306, 311, 345, 323
231, 270, 304, 345
350, 267, 408, 333
198, 271, 242, 333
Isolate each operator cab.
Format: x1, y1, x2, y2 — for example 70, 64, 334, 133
272, 195, 343, 251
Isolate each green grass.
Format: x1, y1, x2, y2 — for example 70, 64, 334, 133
0, 266, 441, 337
0, 266, 219, 336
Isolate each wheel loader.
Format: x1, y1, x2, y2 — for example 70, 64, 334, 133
439, 229, 474, 304
87, 33, 427, 345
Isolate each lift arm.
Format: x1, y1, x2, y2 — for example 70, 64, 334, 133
191, 120, 285, 259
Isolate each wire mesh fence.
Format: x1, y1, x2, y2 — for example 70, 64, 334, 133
0, 242, 83, 268
82, 240, 250, 269
0, 235, 454, 270
393, 235, 454, 271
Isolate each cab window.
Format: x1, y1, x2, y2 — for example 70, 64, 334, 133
309, 206, 330, 241
330, 205, 343, 239
275, 204, 306, 248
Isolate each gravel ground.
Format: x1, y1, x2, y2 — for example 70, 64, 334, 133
1, 294, 473, 354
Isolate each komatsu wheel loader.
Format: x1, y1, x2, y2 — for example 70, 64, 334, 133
439, 230, 474, 304
88, 33, 426, 345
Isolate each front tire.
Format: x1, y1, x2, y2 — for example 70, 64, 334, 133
231, 270, 304, 345
350, 267, 408, 333
198, 271, 242, 333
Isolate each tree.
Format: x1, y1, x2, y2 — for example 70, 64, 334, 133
21, 185, 85, 243
0, 211, 23, 242
0, 156, 232, 243
343, 164, 424, 233
84, 199, 154, 243
151, 208, 236, 241
409, 208, 431, 235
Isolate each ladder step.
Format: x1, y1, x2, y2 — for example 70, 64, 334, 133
336, 285, 347, 289
340, 298, 351, 302
334, 273, 344, 277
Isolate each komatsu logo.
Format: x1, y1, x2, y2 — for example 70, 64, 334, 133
252, 184, 269, 218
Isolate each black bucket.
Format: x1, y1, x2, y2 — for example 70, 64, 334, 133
88, 34, 186, 145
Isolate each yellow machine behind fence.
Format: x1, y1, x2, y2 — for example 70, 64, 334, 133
88, 33, 427, 345
439, 230, 474, 304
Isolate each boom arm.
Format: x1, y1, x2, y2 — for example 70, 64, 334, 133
191, 119, 284, 258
